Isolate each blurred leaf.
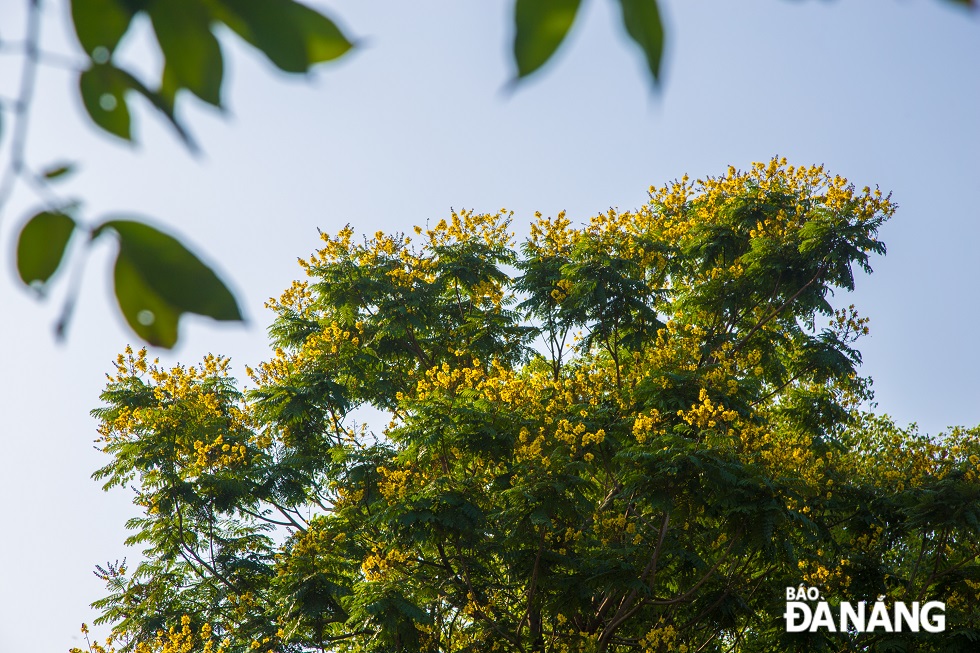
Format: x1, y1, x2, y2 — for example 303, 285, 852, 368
41, 162, 77, 181
78, 62, 197, 149
16, 211, 76, 291
79, 63, 132, 140
112, 252, 182, 348
616, 0, 665, 85
216, 0, 354, 73
71, 0, 135, 57
159, 60, 181, 112
94, 219, 243, 348
513, 0, 581, 79
148, 0, 224, 106
115, 67, 199, 152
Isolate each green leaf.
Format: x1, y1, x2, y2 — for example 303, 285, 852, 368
216, 0, 354, 73
148, 0, 224, 106
79, 63, 133, 140
41, 162, 77, 181
16, 211, 76, 291
616, 0, 665, 85
112, 253, 182, 348
71, 0, 135, 57
94, 219, 243, 348
115, 66, 198, 151
513, 0, 581, 79
78, 62, 197, 149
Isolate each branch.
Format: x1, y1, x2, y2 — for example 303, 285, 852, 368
268, 498, 309, 533
519, 528, 547, 634
595, 511, 671, 651
729, 263, 828, 358
436, 539, 524, 650
0, 0, 42, 219
650, 532, 739, 606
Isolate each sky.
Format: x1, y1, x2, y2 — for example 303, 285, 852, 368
0, 1, 978, 651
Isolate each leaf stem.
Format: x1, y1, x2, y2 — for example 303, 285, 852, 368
54, 232, 92, 341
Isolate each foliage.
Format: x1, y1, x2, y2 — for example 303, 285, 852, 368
18, 215, 243, 346
76, 159, 980, 652
2, 0, 973, 347
2, 0, 355, 345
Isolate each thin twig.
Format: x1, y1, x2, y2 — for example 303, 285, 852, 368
0, 0, 43, 221
54, 231, 92, 341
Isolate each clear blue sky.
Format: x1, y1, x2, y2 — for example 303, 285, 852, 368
1, 1, 978, 651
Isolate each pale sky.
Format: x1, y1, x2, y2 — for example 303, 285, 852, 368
1, 2, 978, 652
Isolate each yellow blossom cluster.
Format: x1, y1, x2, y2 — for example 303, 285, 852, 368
676, 388, 738, 431
749, 426, 825, 489
72, 617, 229, 653
632, 410, 663, 444
639, 624, 685, 653
835, 419, 980, 493
797, 557, 853, 594
594, 511, 638, 547
422, 208, 514, 248
361, 545, 412, 581
191, 433, 248, 473
263, 279, 314, 319
526, 210, 575, 255
413, 359, 487, 399
377, 465, 415, 500
97, 348, 255, 478
225, 591, 260, 624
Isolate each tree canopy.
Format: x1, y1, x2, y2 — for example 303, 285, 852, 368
74, 160, 980, 653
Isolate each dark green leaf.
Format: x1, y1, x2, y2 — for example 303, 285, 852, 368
71, 0, 135, 57
16, 211, 76, 290
115, 67, 198, 152
41, 162, 77, 181
79, 63, 133, 140
616, 0, 665, 85
112, 252, 182, 348
513, 0, 581, 79
94, 219, 243, 348
148, 0, 224, 106
79, 61, 196, 149
216, 0, 354, 73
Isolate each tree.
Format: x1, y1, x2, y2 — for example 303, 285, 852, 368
75, 159, 980, 652
2, 0, 973, 348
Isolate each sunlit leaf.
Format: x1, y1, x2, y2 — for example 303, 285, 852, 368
148, 0, 224, 106
216, 0, 354, 73
513, 0, 581, 79
16, 211, 76, 291
79, 63, 132, 140
71, 0, 135, 57
616, 0, 665, 85
94, 219, 243, 348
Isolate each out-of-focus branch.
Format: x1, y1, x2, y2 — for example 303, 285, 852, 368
0, 0, 42, 221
